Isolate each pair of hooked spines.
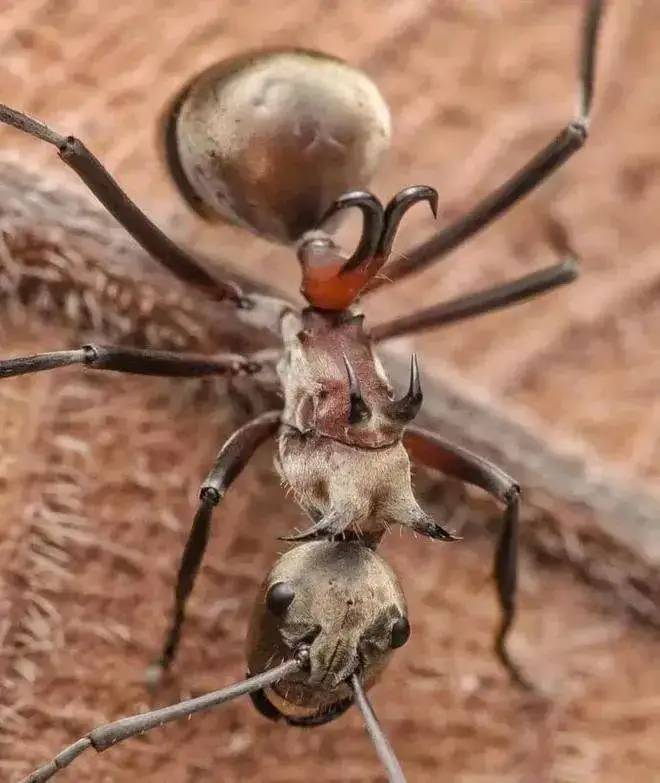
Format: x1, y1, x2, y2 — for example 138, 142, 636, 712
297, 185, 438, 310
342, 352, 422, 427
318, 185, 439, 274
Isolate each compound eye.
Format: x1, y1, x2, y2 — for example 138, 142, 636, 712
390, 616, 411, 649
266, 581, 295, 617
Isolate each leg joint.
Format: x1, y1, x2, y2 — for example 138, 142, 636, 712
568, 119, 589, 144
504, 483, 521, 507
82, 344, 99, 365
200, 486, 221, 506
59, 135, 84, 158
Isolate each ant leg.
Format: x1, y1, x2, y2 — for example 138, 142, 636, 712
0, 344, 261, 379
0, 104, 243, 305
365, 0, 604, 293
351, 674, 407, 783
20, 658, 301, 783
372, 257, 577, 341
403, 425, 530, 689
152, 411, 280, 678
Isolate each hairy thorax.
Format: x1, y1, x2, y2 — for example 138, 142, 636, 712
276, 427, 418, 538
275, 308, 429, 538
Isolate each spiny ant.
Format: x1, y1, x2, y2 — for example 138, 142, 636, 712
1, 3, 605, 781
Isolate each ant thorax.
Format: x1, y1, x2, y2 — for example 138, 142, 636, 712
275, 308, 429, 539
165, 49, 391, 243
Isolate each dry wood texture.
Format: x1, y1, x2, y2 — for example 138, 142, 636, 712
0, 2, 659, 782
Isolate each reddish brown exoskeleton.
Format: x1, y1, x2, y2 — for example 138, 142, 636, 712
1, 3, 605, 782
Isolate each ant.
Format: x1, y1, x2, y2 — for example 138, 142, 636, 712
2, 1, 604, 780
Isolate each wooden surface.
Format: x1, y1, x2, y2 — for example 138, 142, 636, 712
1, 2, 659, 781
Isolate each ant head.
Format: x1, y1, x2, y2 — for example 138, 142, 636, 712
162, 48, 390, 243
247, 541, 409, 715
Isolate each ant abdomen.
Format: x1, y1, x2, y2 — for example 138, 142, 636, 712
162, 48, 391, 243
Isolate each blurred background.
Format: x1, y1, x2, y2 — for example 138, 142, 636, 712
0, 1, 659, 781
